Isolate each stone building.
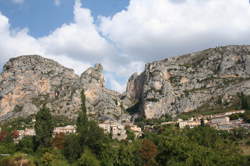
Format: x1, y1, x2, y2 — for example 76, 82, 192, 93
99, 120, 127, 140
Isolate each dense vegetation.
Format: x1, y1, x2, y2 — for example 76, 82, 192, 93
0, 91, 250, 165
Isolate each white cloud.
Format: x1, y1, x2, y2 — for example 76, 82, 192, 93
39, 0, 116, 66
11, 0, 24, 4
0, 1, 140, 92
100, 0, 250, 62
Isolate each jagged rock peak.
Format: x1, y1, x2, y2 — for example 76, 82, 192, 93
0, 55, 132, 123
81, 63, 105, 88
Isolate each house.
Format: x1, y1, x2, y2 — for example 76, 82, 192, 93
128, 124, 142, 138
179, 119, 201, 128
53, 125, 76, 135
98, 121, 127, 140
14, 128, 35, 143
210, 117, 230, 125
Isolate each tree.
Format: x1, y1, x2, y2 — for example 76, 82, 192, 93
40, 149, 69, 166
139, 139, 158, 166
76, 90, 88, 133
34, 107, 54, 148
16, 136, 35, 154
76, 90, 107, 155
0, 152, 35, 166
63, 134, 82, 163
77, 148, 100, 166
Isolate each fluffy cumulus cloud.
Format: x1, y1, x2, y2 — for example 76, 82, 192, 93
1, 0, 250, 92
100, 0, 250, 62
0, 1, 143, 92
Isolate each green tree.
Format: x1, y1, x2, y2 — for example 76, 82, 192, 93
76, 90, 88, 133
76, 90, 107, 155
63, 134, 82, 163
16, 136, 35, 154
77, 148, 100, 166
40, 149, 69, 166
34, 107, 54, 148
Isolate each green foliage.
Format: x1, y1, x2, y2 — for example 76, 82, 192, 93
63, 134, 82, 163
40, 149, 69, 166
34, 107, 54, 148
229, 113, 242, 120
77, 148, 100, 166
76, 90, 107, 156
16, 136, 35, 154
153, 126, 248, 166
0, 142, 16, 154
76, 90, 88, 133
114, 143, 139, 166
0, 152, 35, 166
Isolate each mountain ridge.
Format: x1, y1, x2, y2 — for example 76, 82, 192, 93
1, 45, 250, 122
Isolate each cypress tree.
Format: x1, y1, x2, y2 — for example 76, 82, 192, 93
34, 106, 54, 148
76, 90, 88, 133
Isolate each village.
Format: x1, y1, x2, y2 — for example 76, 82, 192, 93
11, 110, 250, 142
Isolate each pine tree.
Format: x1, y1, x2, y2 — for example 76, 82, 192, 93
35, 106, 54, 148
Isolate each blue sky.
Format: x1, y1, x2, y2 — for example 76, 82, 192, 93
0, 0, 129, 37
0, 0, 250, 92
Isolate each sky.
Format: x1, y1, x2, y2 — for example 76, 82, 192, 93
0, 0, 250, 92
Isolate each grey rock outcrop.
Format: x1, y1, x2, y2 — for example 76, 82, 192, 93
126, 45, 250, 119
0, 55, 130, 122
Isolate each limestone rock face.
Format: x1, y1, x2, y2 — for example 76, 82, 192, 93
127, 45, 250, 119
0, 55, 130, 122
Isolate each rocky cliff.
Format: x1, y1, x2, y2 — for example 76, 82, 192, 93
1, 45, 250, 122
126, 45, 250, 119
0, 55, 130, 122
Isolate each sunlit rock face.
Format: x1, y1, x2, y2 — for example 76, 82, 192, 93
0, 55, 131, 122
1, 45, 250, 122
126, 45, 250, 119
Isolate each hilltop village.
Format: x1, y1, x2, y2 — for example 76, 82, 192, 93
1, 46, 250, 165
11, 109, 250, 143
